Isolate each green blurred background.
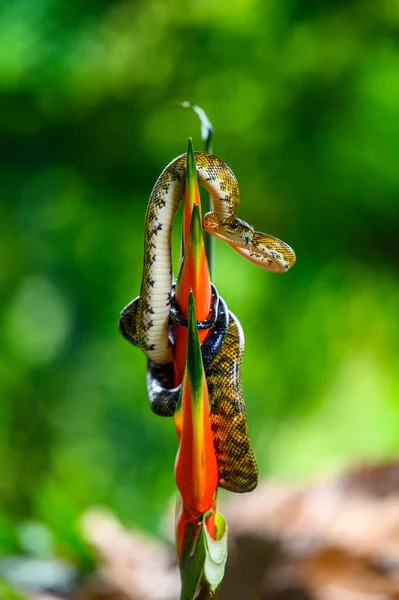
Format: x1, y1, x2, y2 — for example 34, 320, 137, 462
1, 0, 399, 565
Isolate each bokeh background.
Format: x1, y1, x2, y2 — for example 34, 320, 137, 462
1, 0, 399, 571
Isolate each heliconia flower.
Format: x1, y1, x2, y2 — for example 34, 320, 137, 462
173, 141, 218, 565
173, 139, 212, 383
174, 292, 218, 519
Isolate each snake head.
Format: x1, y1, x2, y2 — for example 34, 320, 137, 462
204, 211, 296, 273
204, 212, 254, 248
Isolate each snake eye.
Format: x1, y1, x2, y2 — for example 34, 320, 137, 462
230, 219, 239, 230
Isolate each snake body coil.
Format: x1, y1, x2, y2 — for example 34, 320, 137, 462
132, 152, 295, 366
120, 290, 258, 493
120, 151, 296, 493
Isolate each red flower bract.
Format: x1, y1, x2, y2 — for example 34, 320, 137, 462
173, 140, 218, 562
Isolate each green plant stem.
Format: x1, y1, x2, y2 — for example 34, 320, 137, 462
203, 126, 214, 279
181, 102, 214, 278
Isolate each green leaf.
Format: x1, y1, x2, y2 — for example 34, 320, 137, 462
186, 137, 197, 192
186, 291, 203, 398
181, 102, 213, 153
203, 512, 228, 592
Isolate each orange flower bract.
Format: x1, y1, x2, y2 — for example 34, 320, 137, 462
173, 141, 218, 561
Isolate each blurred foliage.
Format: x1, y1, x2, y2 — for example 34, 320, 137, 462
1, 0, 399, 569
0, 580, 27, 600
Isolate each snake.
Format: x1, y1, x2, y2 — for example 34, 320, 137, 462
119, 152, 296, 493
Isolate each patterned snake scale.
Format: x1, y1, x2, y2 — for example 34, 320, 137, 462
119, 152, 296, 493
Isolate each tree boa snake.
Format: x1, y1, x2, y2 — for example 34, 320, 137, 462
119, 152, 296, 493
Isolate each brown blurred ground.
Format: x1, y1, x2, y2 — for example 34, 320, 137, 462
26, 462, 399, 600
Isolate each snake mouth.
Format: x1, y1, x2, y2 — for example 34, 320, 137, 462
203, 213, 219, 231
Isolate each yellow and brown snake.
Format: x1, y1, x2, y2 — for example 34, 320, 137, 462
119, 152, 296, 492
